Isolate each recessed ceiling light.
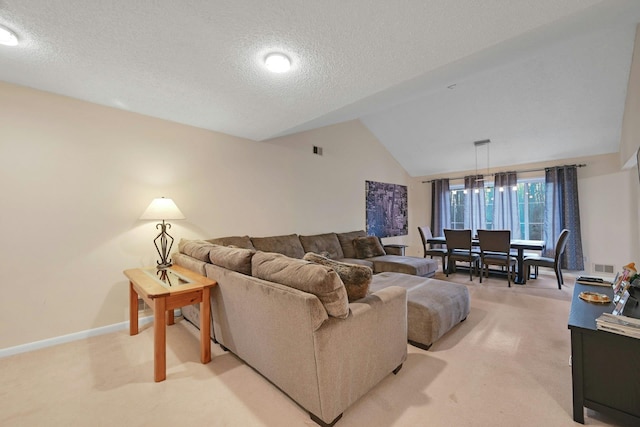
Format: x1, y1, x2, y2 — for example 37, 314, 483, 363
264, 53, 291, 73
0, 24, 18, 47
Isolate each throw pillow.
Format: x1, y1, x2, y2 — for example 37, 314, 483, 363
353, 236, 386, 259
209, 244, 255, 276
252, 251, 349, 319
303, 252, 372, 302
336, 230, 367, 259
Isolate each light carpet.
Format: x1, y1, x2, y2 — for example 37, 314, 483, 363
0, 270, 632, 427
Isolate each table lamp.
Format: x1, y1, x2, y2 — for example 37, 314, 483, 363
140, 197, 185, 269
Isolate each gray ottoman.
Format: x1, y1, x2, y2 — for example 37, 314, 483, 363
370, 272, 470, 349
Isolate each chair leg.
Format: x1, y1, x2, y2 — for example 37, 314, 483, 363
556, 266, 563, 289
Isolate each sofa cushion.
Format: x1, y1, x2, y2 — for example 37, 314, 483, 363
251, 234, 305, 259
337, 258, 374, 268
303, 252, 372, 302
336, 230, 367, 259
353, 236, 386, 259
252, 251, 349, 318
299, 233, 345, 259
206, 235, 256, 250
369, 255, 438, 277
178, 239, 215, 262
209, 244, 255, 276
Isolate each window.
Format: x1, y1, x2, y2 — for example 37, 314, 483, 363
450, 187, 466, 229
448, 177, 544, 240
517, 179, 544, 240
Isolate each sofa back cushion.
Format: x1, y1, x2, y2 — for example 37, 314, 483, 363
353, 236, 387, 259
206, 235, 256, 250
178, 239, 215, 262
303, 252, 371, 302
251, 234, 305, 259
252, 251, 349, 319
336, 230, 367, 259
299, 233, 344, 259
209, 244, 255, 276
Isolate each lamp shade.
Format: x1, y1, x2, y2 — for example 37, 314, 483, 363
140, 197, 185, 220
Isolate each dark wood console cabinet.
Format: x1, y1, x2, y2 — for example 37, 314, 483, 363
568, 283, 640, 424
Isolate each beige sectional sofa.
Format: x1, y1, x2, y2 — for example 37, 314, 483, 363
173, 231, 469, 426
246, 230, 439, 277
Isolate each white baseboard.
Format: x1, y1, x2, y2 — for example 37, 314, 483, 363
0, 316, 154, 359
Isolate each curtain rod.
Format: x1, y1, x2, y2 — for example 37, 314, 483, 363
421, 163, 587, 184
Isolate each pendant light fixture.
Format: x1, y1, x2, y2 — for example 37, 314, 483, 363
473, 139, 490, 192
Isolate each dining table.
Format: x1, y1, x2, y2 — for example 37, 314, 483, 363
427, 236, 545, 285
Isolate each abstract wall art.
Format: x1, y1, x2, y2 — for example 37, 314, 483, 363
365, 180, 408, 238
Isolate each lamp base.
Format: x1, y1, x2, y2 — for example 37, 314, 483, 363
153, 220, 175, 270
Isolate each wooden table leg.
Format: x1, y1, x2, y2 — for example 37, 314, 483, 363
129, 282, 138, 335
154, 297, 166, 382
200, 286, 211, 364
166, 309, 175, 326
514, 248, 525, 284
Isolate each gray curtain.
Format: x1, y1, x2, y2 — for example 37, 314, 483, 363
493, 171, 521, 238
464, 175, 486, 235
544, 166, 584, 270
430, 179, 450, 238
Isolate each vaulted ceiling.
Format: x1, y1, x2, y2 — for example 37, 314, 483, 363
1, 1, 639, 176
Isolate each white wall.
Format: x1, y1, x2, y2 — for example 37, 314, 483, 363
620, 24, 640, 167
0, 82, 412, 349
578, 154, 639, 274
619, 24, 640, 253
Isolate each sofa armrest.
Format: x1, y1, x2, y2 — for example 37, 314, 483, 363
383, 244, 406, 256
311, 285, 408, 423
174, 252, 207, 276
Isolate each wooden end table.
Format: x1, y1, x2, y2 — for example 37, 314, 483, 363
124, 265, 217, 382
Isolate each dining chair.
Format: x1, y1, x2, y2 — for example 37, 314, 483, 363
515, 249, 543, 278
418, 226, 447, 273
522, 229, 570, 289
477, 229, 517, 287
444, 229, 480, 281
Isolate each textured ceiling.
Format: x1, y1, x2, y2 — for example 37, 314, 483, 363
1, 1, 639, 176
